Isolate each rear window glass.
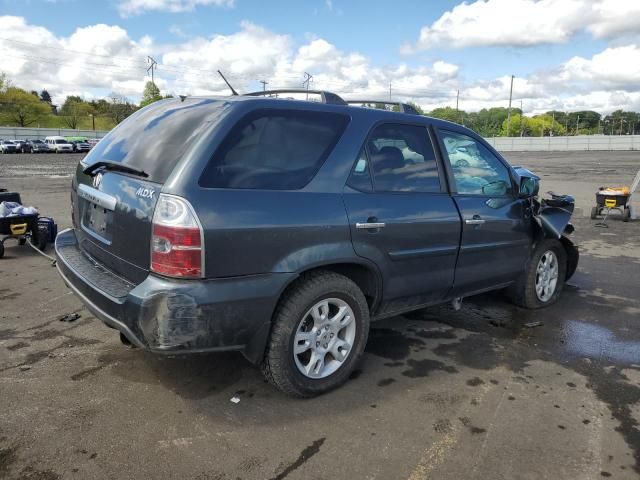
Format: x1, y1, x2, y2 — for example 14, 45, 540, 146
200, 109, 349, 190
82, 98, 226, 183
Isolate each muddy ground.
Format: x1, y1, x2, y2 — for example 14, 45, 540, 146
0, 151, 639, 479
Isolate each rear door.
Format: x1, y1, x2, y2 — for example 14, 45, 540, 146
435, 128, 533, 296
343, 122, 461, 314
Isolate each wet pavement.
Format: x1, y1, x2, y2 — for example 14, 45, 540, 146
1, 152, 639, 479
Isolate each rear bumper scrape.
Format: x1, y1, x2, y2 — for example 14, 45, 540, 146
55, 228, 294, 360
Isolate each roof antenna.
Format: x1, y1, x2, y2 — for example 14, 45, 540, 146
217, 70, 239, 96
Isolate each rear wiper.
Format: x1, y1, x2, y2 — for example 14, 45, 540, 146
83, 160, 148, 178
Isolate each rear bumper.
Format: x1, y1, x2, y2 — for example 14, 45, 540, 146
55, 228, 294, 361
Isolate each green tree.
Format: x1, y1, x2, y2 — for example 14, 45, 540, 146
60, 96, 93, 129
406, 102, 424, 115
0, 87, 50, 127
40, 90, 52, 103
140, 81, 162, 107
428, 107, 461, 123
108, 93, 137, 124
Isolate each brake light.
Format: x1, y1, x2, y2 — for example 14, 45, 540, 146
151, 194, 204, 278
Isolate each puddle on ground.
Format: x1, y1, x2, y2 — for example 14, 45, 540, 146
562, 320, 640, 365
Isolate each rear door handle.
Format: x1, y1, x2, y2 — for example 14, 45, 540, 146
356, 222, 386, 229
465, 215, 486, 225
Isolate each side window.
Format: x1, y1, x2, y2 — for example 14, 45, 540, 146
200, 109, 349, 190
346, 149, 373, 192
367, 124, 440, 193
440, 130, 514, 196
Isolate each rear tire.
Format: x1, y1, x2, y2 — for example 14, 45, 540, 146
623, 207, 631, 222
590, 206, 598, 219
0, 243, 4, 258
508, 239, 567, 309
261, 271, 370, 397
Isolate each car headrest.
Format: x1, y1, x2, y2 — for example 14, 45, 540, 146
374, 146, 404, 171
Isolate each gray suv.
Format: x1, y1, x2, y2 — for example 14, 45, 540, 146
55, 91, 578, 397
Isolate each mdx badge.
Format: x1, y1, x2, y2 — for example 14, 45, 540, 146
136, 187, 156, 199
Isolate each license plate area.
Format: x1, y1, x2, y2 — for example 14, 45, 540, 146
82, 202, 113, 243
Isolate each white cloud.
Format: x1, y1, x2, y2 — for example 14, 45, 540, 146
0, 15, 637, 115
404, 0, 640, 51
560, 45, 640, 89
588, 0, 640, 38
117, 0, 234, 17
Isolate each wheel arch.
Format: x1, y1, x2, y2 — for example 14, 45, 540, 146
242, 260, 382, 365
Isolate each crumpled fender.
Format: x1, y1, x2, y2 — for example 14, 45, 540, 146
532, 191, 579, 281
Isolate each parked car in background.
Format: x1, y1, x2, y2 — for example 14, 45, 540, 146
44, 136, 74, 153
0, 140, 18, 153
69, 139, 91, 153
87, 138, 100, 148
55, 93, 579, 397
12, 139, 30, 153
28, 139, 50, 153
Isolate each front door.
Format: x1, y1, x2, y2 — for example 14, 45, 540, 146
436, 128, 533, 296
342, 122, 461, 315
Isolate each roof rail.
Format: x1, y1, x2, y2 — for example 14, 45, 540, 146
345, 100, 421, 115
244, 89, 347, 106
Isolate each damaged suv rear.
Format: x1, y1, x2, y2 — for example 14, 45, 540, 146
55, 93, 578, 397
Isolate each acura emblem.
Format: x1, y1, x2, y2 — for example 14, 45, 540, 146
93, 172, 103, 189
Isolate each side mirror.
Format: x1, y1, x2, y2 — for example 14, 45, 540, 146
482, 180, 509, 196
519, 176, 539, 197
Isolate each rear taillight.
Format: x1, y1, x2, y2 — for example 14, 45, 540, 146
151, 194, 204, 279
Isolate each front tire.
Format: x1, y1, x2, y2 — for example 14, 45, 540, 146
509, 239, 567, 309
261, 271, 370, 397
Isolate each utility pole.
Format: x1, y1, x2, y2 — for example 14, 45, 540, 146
303, 72, 313, 101
146, 56, 157, 84
260, 80, 268, 92
520, 100, 524, 136
506, 75, 515, 136
551, 111, 555, 137
389, 82, 392, 101
576, 114, 580, 136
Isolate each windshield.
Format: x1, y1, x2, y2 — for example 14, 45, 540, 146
55, 139, 68, 144
83, 98, 228, 183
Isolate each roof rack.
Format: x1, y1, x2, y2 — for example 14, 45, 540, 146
244, 89, 347, 106
345, 100, 421, 115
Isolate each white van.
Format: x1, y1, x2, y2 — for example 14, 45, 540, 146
44, 136, 74, 153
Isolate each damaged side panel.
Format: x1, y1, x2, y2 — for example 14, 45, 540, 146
534, 192, 579, 280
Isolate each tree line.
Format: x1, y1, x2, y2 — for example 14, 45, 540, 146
411, 104, 640, 137
0, 74, 163, 130
1, 72, 639, 137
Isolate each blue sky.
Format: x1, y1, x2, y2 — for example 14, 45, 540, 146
0, 0, 638, 113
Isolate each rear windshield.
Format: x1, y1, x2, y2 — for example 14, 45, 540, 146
82, 98, 226, 183
200, 109, 349, 190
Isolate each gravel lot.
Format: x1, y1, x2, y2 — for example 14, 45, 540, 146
1, 152, 640, 479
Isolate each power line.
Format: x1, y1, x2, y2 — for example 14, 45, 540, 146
0, 37, 147, 65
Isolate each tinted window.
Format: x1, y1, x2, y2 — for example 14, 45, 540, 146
83, 98, 227, 183
440, 130, 513, 196
200, 109, 349, 190
346, 149, 373, 192
367, 124, 440, 193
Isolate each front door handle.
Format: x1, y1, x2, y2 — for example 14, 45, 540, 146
465, 215, 486, 225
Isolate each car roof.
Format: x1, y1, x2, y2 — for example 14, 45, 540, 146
174, 94, 470, 132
